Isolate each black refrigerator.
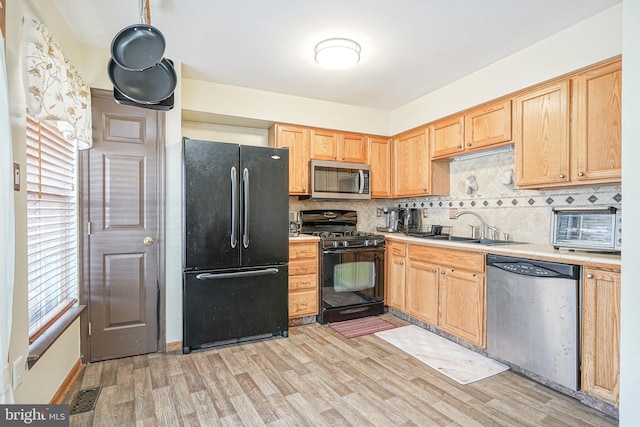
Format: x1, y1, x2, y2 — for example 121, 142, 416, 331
182, 138, 289, 353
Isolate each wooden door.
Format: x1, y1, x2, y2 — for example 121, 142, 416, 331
385, 242, 406, 311
392, 127, 430, 197
341, 133, 367, 163
438, 268, 485, 346
84, 89, 163, 362
431, 116, 464, 159
367, 136, 391, 198
269, 124, 310, 195
406, 259, 439, 326
582, 267, 620, 406
310, 128, 339, 160
464, 99, 512, 151
514, 81, 570, 187
573, 59, 622, 183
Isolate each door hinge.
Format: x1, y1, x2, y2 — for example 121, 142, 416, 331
87, 221, 92, 235
88, 322, 92, 336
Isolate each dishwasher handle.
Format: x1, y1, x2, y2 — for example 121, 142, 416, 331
487, 254, 579, 279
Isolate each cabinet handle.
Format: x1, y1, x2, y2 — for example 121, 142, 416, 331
432, 269, 437, 273
559, 174, 565, 179
578, 172, 584, 177
441, 270, 446, 275
422, 188, 427, 192
457, 145, 462, 149
466, 143, 472, 147
586, 273, 594, 279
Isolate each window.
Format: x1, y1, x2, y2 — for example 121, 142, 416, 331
25, 116, 78, 343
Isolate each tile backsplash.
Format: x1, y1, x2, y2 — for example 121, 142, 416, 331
288, 150, 621, 245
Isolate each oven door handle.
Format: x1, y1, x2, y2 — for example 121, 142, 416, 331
323, 248, 384, 255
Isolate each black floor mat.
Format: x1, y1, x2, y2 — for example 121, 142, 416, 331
70, 387, 101, 415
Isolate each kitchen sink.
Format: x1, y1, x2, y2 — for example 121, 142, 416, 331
477, 239, 525, 245
406, 233, 525, 245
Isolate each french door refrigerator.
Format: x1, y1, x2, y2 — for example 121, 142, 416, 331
182, 138, 289, 353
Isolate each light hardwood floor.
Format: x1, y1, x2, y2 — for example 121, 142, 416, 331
65, 314, 617, 426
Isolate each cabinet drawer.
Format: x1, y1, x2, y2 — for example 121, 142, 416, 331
387, 241, 406, 257
289, 259, 317, 276
289, 273, 317, 291
289, 242, 318, 260
408, 245, 484, 272
289, 290, 318, 317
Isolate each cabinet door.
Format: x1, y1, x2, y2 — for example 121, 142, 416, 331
464, 99, 512, 151
270, 124, 310, 195
392, 127, 430, 197
431, 116, 465, 159
514, 81, 570, 188
406, 260, 439, 326
385, 242, 406, 311
582, 267, 620, 406
368, 136, 391, 198
439, 268, 485, 346
341, 133, 367, 163
573, 60, 622, 183
310, 128, 339, 161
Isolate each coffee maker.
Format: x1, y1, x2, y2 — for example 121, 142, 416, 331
382, 208, 401, 232
289, 211, 301, 237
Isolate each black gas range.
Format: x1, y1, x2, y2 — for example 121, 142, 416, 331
300, 210, 386, 250
299, 210, 385, 324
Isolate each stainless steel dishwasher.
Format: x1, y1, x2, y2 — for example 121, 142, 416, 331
486, 254, 581, 391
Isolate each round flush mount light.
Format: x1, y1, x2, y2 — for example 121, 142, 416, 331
314, 38, 361, 69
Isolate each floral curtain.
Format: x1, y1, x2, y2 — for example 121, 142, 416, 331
0, 30, 16, 405
21, 18, 92, 149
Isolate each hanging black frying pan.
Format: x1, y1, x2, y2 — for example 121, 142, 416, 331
110, 24, 166, 71
108, 57, 177, 104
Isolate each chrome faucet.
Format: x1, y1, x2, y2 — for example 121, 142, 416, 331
454, 211, 486, 239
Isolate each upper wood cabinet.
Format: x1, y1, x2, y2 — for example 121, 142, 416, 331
310, 129, 367, 163
268, 124, 310, 195
582, 266, 620, 406
514, 80, 571, 188
572, 59, 622, 183
464, 99, 512, 151
431, 99, 512, 160
367, 136, 392, 198
431, 116, 465, 159
515, 57, 622, 189
392, 127, 449, 198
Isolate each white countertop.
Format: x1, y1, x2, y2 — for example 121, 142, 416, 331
381, 232, 621, 268
288, 234, 321, 242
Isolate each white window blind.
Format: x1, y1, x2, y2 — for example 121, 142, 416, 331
25, 116, 78, 342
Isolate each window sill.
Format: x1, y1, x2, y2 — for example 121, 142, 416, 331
27, 305, 86, 369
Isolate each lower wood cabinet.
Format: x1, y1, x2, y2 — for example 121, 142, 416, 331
385, 241, 486, 347
288, 241, 319, 318
581, 266, 620, 406
385, 241, 406, 311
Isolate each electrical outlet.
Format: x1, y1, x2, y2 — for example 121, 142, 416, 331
12, 356, 25, 390
449, 208, 458, 219
376, 208, 383, 217
422, 208, 428, 218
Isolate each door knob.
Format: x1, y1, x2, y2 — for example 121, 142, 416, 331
143, 236, 155, 246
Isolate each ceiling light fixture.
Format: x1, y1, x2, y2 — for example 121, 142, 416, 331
314, 38, 361, 69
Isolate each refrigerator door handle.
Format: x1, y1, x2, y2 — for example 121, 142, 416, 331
230, 167, 238, 248
195, 268, 279, 280
242, 167, 250, 248
358, 169, 365, 194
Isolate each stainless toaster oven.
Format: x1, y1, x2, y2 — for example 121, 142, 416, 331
550, 207, 621, 252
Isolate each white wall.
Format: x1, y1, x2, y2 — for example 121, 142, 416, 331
390, 4, 622, 135
182, 121, 268, 146
620, 0, 640, 424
